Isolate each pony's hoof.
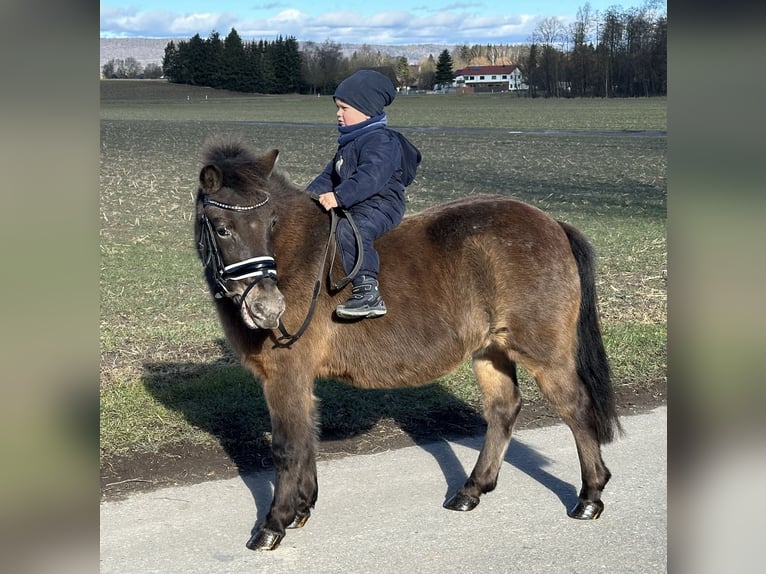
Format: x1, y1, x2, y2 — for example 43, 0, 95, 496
443, 492, 480, 512
568, 500, 604, 520
246, 529, 284, 551
288, 512, 310, 529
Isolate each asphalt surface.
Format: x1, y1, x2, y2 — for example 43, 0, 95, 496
100, 405, 666, 573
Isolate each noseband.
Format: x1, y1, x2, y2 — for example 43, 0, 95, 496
197, 194, 276, 302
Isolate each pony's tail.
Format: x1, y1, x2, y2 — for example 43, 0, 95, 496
559, 221, 623, 444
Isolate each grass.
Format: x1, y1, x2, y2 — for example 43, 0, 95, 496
99, 80, 666, 460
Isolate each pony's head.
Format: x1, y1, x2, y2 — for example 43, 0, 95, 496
195, 141, 286, 330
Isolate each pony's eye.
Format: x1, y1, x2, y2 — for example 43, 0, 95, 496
271, 217, 277, 231
216, 226, 231, 238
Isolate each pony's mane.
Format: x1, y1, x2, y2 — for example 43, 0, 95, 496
201, 137, 284, 194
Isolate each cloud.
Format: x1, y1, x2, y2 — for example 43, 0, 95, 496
101, 8, 240, 37
270, 9, 308, 24
100, 7, 549, 44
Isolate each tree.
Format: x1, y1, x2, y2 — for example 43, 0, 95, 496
222, 28, 246, 90
434, 49, 454, 89
525, 44, 541, 97
102, 60, 115, 79
649, 15, 667, 95
143, 63, 163, 79
204, 31, 224, 88
270, 36, 302, 93
533, 17, 566, 96
162, 41, 179, 81
303, 40, 344, 94
599, 8, 624, 97
395, 56, 413, 90
569, 2, 596, 96
349, 45, 388, 70
418, 54, 436, 91
180, 34, 207, 85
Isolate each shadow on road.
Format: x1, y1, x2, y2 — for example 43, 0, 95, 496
417, 436, 578, 511
142, 343, 576, 529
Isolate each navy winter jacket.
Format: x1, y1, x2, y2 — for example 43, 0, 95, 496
306, 115, 406, 225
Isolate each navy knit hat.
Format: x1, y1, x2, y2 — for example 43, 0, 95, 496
334, 70, 396, 117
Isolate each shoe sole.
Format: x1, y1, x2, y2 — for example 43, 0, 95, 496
336, 308, 387, 319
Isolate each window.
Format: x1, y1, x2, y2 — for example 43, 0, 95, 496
492, 75, 497, 80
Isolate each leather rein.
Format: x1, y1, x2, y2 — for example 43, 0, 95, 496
197, 192, 362, 346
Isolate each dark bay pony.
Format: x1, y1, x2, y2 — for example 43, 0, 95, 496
194, 138, 622, 551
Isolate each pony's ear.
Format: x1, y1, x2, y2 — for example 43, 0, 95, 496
257, 149, 280, 178
199, 165, 223, 193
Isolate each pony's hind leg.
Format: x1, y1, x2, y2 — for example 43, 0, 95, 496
534, 364, 612, 520
444, 346, 522, 511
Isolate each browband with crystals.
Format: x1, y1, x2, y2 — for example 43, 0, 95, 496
203, 194, 270, 211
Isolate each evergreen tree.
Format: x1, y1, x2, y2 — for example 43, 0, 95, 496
183, 34, 207, 85
283, 36, 303, 93
222, 28, 246, 91
243, 40, 262, 92
204, 31, 224, 88
270, 36, 302, 93
434, 49, 454, 89
162, 41, 179, 80
259, 40, 276, 93
525, 43, 540, 97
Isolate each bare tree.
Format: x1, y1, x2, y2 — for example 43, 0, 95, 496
417, 54, 436, 90
569, 2, 596, 96
349, 45, 389, 69
533, 17, 567, 96
301, 40, 344, 94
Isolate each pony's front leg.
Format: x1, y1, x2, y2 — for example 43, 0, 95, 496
246, 375, 318, 551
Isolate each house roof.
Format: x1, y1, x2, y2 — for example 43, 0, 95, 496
454, 65, 519, 77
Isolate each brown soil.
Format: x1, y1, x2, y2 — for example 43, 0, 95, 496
100, 380, 665, 501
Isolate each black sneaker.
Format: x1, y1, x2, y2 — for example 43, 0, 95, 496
336, 276, 387, 319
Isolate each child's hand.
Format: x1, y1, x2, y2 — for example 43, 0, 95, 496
318, 192, 339, 211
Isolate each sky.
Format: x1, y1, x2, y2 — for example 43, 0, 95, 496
100, 1, 666, 46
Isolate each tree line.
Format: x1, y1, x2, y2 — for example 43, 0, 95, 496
103, 3, 666, 98
525, 2, 666, 97
102, 57, 163, 79
160, 31, 302, 93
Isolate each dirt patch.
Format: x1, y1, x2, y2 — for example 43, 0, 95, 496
101, 380, 665, 501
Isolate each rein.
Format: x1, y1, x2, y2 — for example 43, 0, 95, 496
276, 194, 363, 345
198, 191, 363, 346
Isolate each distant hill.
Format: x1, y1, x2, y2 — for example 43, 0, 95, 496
100, 37, 454, 69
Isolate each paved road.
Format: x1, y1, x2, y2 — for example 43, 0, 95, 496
100, 406, 666, 573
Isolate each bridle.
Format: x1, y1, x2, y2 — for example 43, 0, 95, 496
197, 193, 276, 303
197, 191, 363, 346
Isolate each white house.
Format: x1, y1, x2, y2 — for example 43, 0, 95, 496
453, 65, 528, 92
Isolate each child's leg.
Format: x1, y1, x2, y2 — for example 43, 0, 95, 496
335, 212, 392, 318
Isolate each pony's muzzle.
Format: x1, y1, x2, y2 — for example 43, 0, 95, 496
240, 280, 285, 330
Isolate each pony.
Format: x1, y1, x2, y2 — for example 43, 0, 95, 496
193, 138, 621, 551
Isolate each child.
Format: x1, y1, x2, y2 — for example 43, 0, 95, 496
306, 69, 419, 319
